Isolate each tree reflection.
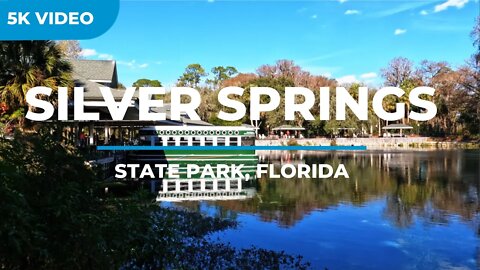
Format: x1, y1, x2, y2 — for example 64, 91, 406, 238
193, 150, 480, 230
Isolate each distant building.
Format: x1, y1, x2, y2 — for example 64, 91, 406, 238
71, 59, 119, 88
63, 59, 211, 148
68, 59, 210, 125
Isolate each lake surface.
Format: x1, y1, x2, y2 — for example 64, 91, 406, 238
173, 150, 480, 270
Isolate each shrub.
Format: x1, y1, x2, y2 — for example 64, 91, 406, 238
0, 131, 310, 269
287, 138, 299, 146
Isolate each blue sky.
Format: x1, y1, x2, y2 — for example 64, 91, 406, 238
80, 0, 478, 87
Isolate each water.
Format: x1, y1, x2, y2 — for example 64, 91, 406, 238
176, 150, 480, 269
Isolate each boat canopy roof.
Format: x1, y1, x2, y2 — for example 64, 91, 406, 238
272, 125, 305, 131
382, 124, 413, 130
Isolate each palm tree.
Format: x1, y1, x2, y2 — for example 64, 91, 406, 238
0, 41, 72, 123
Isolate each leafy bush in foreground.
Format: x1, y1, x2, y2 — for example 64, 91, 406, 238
0, 132, 310, 269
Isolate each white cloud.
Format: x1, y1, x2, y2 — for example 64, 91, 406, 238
80, 49, 97, 57
394, 28, 407, 35
321, 72, 332, 78
118, 60, 135, 67
118, 60, 149, 69
80, 49, 115, 60
434, 0, 469, 12
338, 0, 348, 3
345, 10, 360, 15
337, 75, 358, 85
98, 53, 113, 60
311, 14, 318, 19
371, 1, 434, 18
420, 10, 429, 15
360, 72, 377, 79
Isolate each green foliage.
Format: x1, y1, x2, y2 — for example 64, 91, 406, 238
207, 66, 238, 89
0, 41, 72, 110
208, 115, 243, 126
117, 82, 127, 89
244, 76, 296, 133
55, 40, 82, 59
287, 138, 299, 146
126, 207, 309, 270
0, 131, 117, 269
132, 78, 162, 88
302, 117, 326, 137
0, 41, 72, 130
0, 131, 310, 269
177, 63, 208, 88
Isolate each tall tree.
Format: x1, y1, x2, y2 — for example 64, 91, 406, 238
257, 60, 301, 79
117, 82, 127, 89
177, 64, 207, 88
471, 16, 479, 66
0, 41, 72, 120
132, 78, 162, 88
381, 57, 414, 87
207, 66, 238, 89
242, 76, 295, 132
56, 40, 82, 59
467, 16, 480, 100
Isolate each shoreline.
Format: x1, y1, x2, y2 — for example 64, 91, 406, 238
256, 137, 480, 150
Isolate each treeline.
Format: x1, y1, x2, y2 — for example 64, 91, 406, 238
0, 18, 478, 138
158, 57, 478, 137
146, 17, 479, 138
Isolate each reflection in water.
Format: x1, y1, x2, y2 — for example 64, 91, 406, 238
157, 177, 256, 202
207, 151, 480, 228
173, 150, 480, 269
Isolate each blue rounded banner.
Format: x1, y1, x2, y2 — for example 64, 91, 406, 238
0, 0, 119, 40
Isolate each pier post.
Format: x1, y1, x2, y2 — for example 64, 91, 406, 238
225, 179, 230, 191
212, 178, 218, 191
188, 180, 193, 192
163, 180, 168, 192
162, 137, 168, 146
104, 124, 109, 144
88, 122, 94, 146
175, 180, 181, 192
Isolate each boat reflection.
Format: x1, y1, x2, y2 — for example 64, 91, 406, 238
157, 177, 256, 202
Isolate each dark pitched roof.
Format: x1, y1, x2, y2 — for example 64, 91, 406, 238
73, 74, 136, 101
70, 59, 129, 101
70, 59, 116, 82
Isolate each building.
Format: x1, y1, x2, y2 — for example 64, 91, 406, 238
66, 59, 210, 146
